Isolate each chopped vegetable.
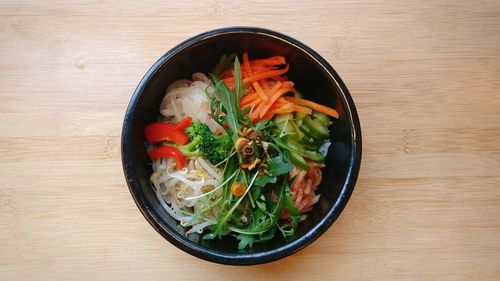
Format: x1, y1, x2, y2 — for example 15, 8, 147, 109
284, 96, 339, 118
144, 122, 189, 145
231, 182, 246, 197
185, 121, 233, 165
147, 145, 186, 169
175, 116, 192, 130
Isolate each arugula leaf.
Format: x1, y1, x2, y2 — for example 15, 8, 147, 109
254, 174, 276, 187
267, 156, 294, 176
203, 233, 216, 240
210, 57, 247, 140
228, 209, 274, 235
236, 234, 254, 250
255, 200, 267, 212
254, 120, 270, 132
277, 186, 301, 237
212, 172, 259, 237
233, 57, 244, 102
210, 76, 239, 138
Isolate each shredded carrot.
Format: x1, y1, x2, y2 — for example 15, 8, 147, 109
242, 53, 254, 79
250, 101, 266, 120
250, 56, 286, 66
240, 98, 261, 110
268, 81, 282, 95
285, 96, 339, 118
252, 81, 269, 102
243, 65, 289, 84
222, 54, 339, 122
240, 92, 259, 105
259, 86, 294, 118
293, 105, 313, 114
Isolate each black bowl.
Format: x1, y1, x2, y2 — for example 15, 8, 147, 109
121, 27, 361, 265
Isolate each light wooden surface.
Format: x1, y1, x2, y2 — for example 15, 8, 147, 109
1, 0, 499, 280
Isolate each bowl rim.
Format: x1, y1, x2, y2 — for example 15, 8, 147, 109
121, 26, 362, 265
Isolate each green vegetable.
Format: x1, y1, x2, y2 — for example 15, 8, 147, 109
289, 151, 309, 170
210, 57, 248, 140
275, 136, 325, 163
235, 233, 254, 249
185, 121, 232, 165
302, 115, 329, 139
173, 135, 203, 157
311, 110, 331, 126
294, 111, 308, 120
277, 192, 301, 237
254, 156, 294, 187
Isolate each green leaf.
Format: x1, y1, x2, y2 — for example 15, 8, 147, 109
254, 174, 277, 187
267, 156, 294, 177
212, 172, 259, 236
254, 120, 270, 132
255, 200, 267, 212
236, 234, 254, 250
233, 57, 244, 102
254, 156, 294, 188
203, 233, 216, 240
210, 75, 239, 138
210, 57, 246, 140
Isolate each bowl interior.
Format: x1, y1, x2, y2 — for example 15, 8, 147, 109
123, 29, 359, 262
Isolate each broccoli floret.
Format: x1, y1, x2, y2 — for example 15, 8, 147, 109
185, 121, 212, 140
200, 133, 232, 165
184, 121, 233, 165
176, 135, 202, 157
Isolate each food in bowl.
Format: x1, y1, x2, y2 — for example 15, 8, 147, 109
144, 53, 339, 249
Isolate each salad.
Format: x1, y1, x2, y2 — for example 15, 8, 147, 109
144, 53, 339, 249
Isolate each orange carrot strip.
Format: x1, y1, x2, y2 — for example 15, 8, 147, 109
252, 81, 269, 102
241, 98, 260, 110
250, 56, 286, 66
285, 96, 339, 118
259, 86, 294, 118
240, 92, 259, 104
242, 53, 253, 80
245, 99, 262, 109
261, 111, 275, 120
280, 81, 294, 89
241, 97, 262, 110
223, 65, 289, 84
242, 64, 289, 84
293, 104, 312, 114
260, 79, 270, 91
251, 101, 266, 121
268, 81, 282, 95
263, 101, 293, 118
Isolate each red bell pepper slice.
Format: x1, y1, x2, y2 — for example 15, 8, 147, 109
175, 116, 192, 131
144, 122, 189, 145
147, 146, 186, 169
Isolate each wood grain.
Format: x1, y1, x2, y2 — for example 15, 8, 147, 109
1, 0, 499, 280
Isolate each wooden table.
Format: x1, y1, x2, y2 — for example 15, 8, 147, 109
1, 1, 499, 280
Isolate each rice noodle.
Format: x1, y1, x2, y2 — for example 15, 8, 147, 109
152, 154, 222, 235
196, 157, 222, 181
185, 221, 213, 236
159, 79, 222, 132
